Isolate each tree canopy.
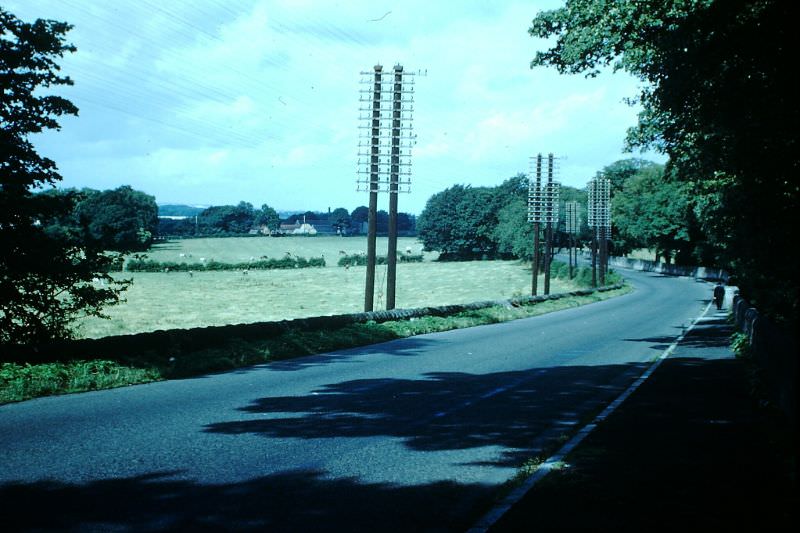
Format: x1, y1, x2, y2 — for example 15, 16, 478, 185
1, 9, 126, 345
530, 0, 797, 323
611, 163, 691, 263
75, 186, 158, 251
418, 175, 527, 260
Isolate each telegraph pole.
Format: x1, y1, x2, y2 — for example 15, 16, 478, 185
565, 201, 580, 278
587, 176, 610, 286
543, 154, 559, 295
357, 64, 415, 311
528, 153, 560, 295
363, 65, 382, 311
386, 65, 405, 310
528, 155, 543, 296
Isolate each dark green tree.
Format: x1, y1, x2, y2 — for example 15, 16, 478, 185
530, 0, 797, 322
255, 203, 280, 232
612, 164, 691, 264
492, 174, 533, 259
328, 207, 351, 234
74, 186, 158, 251
397, 212, 416, 233
601, 159, 663, 197
1, 9, 127, 345
198, 202, 256, 234
494, 196, 532, 259
418, 176, 524, 260
157, 216, 195, 237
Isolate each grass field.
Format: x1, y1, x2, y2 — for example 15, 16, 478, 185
141, 236, 435, 264
76, 237, 574, 338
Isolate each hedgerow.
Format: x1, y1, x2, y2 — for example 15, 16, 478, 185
126, 256, 325, 272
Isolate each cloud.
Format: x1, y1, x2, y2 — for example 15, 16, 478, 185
11, 0, 661, 214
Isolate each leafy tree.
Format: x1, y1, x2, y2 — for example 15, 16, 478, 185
157, 216, 195, 237
198, 202, 256, 234
494, 196, 532, 260
530, 0, 797, 322
397, 212, 415, 233
1, 9, 126, 345
350, 206, 369, 227
419, 177, 523, 259
612, 164, 691, 263
284, 211, 324, 225
601, 159, 663, 197
255, 203, 280, 232
74, 186, 158, 251
328, 207, 351, 233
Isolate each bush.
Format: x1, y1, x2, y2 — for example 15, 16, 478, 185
126, 256, 325, 272
338, 253, 423, 267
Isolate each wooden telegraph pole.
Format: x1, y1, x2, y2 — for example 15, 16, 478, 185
528, 153, 560, 296
587, 176, 610, 287
528, 155, 543, 296
362, 65, 382, 311
543, 154, 559, 295
386, 65, 407, 310
565, 201, 580, 278
357, 64, 415, 312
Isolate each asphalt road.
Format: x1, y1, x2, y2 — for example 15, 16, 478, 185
0, 268, 711, 531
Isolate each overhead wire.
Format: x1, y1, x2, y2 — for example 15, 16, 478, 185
17, 0, 499, 200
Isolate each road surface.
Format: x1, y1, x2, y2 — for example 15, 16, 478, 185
1, 268, 711, 531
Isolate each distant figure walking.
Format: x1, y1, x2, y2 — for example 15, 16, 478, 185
713, 282, 725, 310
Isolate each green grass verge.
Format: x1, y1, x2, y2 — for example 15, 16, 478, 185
1, 285, 631, 405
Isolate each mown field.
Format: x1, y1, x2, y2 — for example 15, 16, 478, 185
76, 237, 574, 338
140, 236, 435, 264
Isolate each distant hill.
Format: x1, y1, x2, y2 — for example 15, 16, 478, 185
157, 204, 207, 217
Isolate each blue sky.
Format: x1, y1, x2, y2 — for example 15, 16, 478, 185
8, 0, 663, 214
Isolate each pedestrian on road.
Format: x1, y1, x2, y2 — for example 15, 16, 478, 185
713, 282, 725, 310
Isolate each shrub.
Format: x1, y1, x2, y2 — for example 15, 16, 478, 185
338, 253, 423, 267
126, 256, 325, 272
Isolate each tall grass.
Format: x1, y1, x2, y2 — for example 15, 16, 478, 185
75, 261, 579, 338
0, 361, 159, 404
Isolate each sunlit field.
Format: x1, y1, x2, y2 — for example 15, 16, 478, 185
76, 237, 574, 338
140, 236, 435, 264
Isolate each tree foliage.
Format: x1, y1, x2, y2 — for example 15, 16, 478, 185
36, 186, 158, 251
198, 202, 256, 234
75, 186, 158, 251
418, 175, 526, 260
530, 0, 797, 322
1, 9, 127, 345
255, 203, 280, 231
611, 163, 691, 263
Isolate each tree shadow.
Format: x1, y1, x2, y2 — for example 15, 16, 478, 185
0, 469, 494, 532
490, 355, 797, 531
625, 316, 734, 351
205, 363, 649, 467
265, 336, 442, 372
2, 362, 651, 531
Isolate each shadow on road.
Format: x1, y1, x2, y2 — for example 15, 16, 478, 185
2, 362, 652, 531
206, 363, 650, 468
625, 315, 734, 351
0, 469, 494, 532
263, 336, 442, 372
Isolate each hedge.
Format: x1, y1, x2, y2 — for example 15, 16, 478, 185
338, 253, 424, 267
126, 256, 325, 272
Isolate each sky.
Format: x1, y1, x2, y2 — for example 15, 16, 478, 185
7, 0, 663, 215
